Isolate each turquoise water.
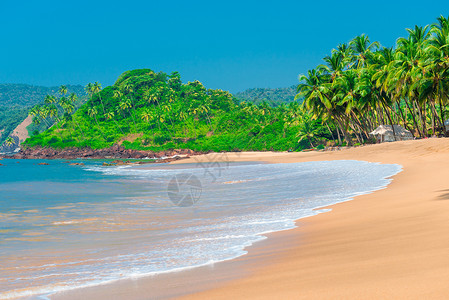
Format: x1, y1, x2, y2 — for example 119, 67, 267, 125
0, 159, 402, 299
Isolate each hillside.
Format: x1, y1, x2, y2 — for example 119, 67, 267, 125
0, 84, 86, 144
0, 84, 85, 107
234, 85, 301, 106
24, 69, 331, 152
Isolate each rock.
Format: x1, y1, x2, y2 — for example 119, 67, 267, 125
69, 162, 84, 166
111, 160, 125, 165
38, 162, 49, 165
10, 145, 205, 160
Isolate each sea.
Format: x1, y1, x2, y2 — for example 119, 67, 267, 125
0, 158, 402, 299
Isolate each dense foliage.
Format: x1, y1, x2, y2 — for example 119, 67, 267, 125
0, 84, 86, 144
24, 70, 331, 151
235, 85, 299, 106
297, 15, 449, 145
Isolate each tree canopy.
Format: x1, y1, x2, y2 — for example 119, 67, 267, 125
297, 15, 449, 145
0, 84, 86, 145
25, 69, 327, 152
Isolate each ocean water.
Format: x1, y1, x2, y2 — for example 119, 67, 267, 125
0, 158, 402, 299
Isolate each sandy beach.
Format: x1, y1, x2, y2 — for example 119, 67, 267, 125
53, 138, 449, 300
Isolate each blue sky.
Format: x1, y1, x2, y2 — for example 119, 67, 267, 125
1, 1, 448, 93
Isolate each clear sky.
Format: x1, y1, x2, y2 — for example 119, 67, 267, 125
1, 1, 448, 93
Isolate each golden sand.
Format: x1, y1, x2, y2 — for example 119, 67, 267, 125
178, 138, 449, 300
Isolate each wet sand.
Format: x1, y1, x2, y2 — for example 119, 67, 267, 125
53, 138, 449, 299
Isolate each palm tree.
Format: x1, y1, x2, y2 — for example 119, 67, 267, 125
390, 26, 430, 136
141, 109, 152, 122
349, 34, 379, 69
37, 105, 52, 129
113, 90, 123, 100
4, 137, 15, 147
59, 85, 68, 96
105, 110, 124, 134
118, 99, 132, 130
88, 106, 104, 137
64, 93, 87, 140
105, 111, 115, 120
44, 95, 57, 105
297, 69, 352, 145
86, 82, 106, 116
424, 16, 449, 135
296, 114, 321, 148
122, 83, 138, 128
162, 103, 176, 130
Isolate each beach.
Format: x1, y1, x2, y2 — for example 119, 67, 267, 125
49, 138, 449, 300
179, 138, 449, 300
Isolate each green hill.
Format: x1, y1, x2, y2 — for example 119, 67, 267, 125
0, 84, 86, 144
24, 69, 331, 152
234, 85, 301, 106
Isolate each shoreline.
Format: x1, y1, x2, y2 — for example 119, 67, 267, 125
45, 139, 449, 299
1, 145, 205, 160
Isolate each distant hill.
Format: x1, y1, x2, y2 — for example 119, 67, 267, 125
0, 84, 86, 145
234, 85, 301, 106
0, 84, 85, 107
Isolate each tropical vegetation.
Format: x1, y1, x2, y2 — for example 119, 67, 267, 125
235, 85, 299, 106
24, 70, 329, 151
23, 15, 449, 152
0, 84, 86, 144
297, 15, 449, 145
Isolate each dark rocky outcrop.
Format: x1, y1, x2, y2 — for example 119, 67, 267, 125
4, 145, 205, 160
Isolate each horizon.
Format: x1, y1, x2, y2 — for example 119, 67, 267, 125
1, 1, 449, 93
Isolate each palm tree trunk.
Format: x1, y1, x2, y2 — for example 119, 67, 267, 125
111, 117, 124, 134
439, 99, 447, 136
98, 94, 107, 116
333, 120, 342, 144
94, 116, 105, 139
325, 122, 336, 141
335, 116, 352, 146
351, 111, 370, 140
349, 123, 362, 144
381, 102, 397, 140
431, 100, 444, 135
307, 137, 314, 148
396, 102, 412, 134
404, 99, 422, 137
430, 101, 437, 136
419, 103, 427, 137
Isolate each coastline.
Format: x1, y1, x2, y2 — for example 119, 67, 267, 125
1, 145, 204, 160
51, 138, 449, 299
